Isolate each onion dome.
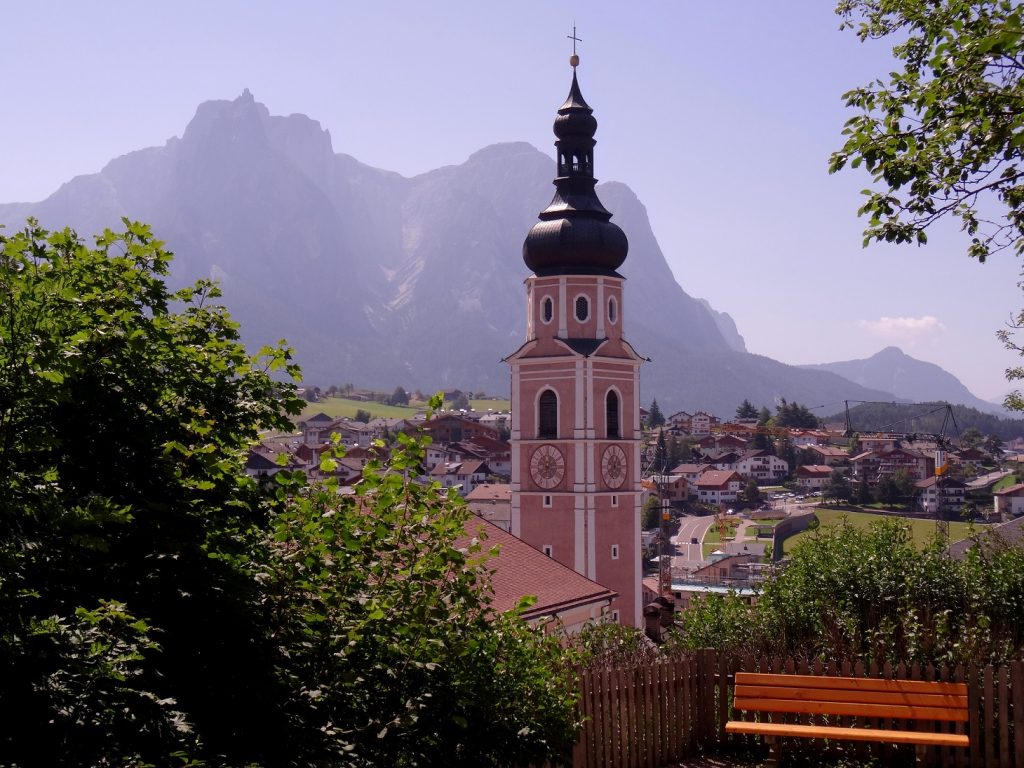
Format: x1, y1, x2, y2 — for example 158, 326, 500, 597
523, 62, 628, 276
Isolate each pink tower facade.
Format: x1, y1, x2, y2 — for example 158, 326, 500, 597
507, 61, 644, 627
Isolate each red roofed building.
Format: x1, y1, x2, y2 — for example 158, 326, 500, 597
464, 518, 616, 633
994, 483, 1024, 518
421, 414, 500, 444
466, 483, 512, 531
695, 470, 744, 505
795, 464, 834, 491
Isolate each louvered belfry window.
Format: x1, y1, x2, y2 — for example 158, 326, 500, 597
606, 390, 620, 439
538, 390, 558, 439
575, 296, 588, 321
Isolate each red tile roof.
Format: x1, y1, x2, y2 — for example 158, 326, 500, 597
695, 470, 743, 489
465, 483, 511, 502
462, 518, 616, 620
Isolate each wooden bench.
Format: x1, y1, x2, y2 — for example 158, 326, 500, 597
725, 672, 969, 762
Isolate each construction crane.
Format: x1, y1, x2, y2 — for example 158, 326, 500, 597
840, 399, 962, 551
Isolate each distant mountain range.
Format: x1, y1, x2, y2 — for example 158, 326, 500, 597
0, 91, 999, 417
802, 346, 1008, 417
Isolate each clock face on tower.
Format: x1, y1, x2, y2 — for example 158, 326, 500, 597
601, 445, 627, 489
530, 444, 565, 489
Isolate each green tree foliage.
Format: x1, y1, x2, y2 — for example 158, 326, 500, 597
389, 385, 410, 406
354, 408, 372, 423
0, 220, 304, 765
451, 392, 471, 411
572, 620, 660, 668
856, 472, 873, 504
742, 479, 762, 504
263, 411, 580, 767
774, 398, 820, 429
960, 427, 984, 449
673, 518, 1024, 665
647, 398, 665, 428
823, 469, 853, 503
831, 0, 1024, 262
0, 222, 581, 766
654, 430, 668, 472
735, 399, 759, 420
642, 494, 664, 530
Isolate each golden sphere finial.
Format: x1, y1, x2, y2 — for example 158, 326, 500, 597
570, 53, 580, 68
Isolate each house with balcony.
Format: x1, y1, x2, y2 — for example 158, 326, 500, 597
695, 470, 744, 505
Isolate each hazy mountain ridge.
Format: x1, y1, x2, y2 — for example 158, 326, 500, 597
0, 92, 926, 415
803, 346, 1008, 417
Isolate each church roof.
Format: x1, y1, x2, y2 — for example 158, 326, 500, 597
522, 60, 628, 277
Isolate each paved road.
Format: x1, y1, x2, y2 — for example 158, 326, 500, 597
670, 516, 716, 563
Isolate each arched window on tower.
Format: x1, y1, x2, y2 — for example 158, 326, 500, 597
542, 296, 553, 323
538, 389, 558, 439
606, 390, 620, 439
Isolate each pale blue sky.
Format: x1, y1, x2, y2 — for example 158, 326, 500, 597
2, 1, 1019, 402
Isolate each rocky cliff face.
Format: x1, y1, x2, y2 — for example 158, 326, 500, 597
1, 92, 899, 415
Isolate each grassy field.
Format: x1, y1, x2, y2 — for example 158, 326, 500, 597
301, 396, 511, 421
783, 508, 988, 554
993, 474, 1019, 492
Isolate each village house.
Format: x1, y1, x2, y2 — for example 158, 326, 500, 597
466, 518, 616, 634
733, 450, 789, 484
644, 474, 689, 503
476, 411, 509, 433
297, 413, 374, 448
851, 446, 935, 484
429, 459, 491, 495
694, 470, 744, 505
670, 462, 717, 490
915, 476, 966, 516
994, 483, 1024, 518
794, 464, 834, 491
857, 434, 901, 453
787, 430, 823, 447
800, 444, 849, 467
690, 411, 716, 436
421, 414, 500, 444
448, 435, 512, 479
365, 417, 414, 441
666, 410, 691, 429
466, 483, 512, 531
696, 434, 749, 452
697, 449, 742, 471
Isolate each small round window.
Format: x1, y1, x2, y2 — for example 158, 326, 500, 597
575, 295, 589, 322
608, 296, 618, 324
541, 296, 553, 323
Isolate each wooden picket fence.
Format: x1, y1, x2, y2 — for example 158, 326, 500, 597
571, 651, 1024, 768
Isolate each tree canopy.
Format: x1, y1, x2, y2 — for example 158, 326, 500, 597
735, 399, 758, 420
831, 0, 1024, 261
674, 518, 1024, 666
647, 398, 666, 427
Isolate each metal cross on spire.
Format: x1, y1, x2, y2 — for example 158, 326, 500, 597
567, 25, 582, 68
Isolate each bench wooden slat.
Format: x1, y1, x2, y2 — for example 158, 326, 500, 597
734, 695, 969, 722
728, 672, 971, 752
735, 672, 967, 697
725, 720, 970, 748
735, 684, 968, 710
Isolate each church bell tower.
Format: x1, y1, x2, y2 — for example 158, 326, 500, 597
507, 50, 644, 627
